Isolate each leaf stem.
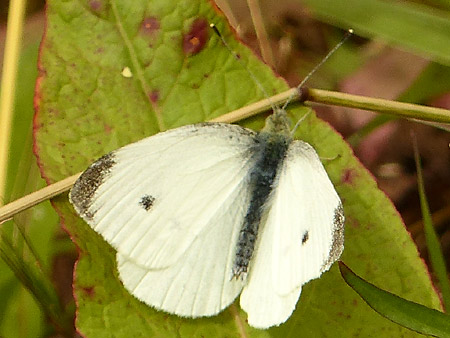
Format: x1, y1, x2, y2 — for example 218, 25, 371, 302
0, 174, 79, 224
1, 88, 450, 222
302, 88, 450, 123
214, 87, 450, 124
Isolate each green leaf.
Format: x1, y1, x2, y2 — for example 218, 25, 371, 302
339, 262, 450, 337
35, 0, 441, 336
302, 0, 450, 66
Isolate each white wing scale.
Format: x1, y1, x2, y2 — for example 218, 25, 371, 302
240, 140, 344, 328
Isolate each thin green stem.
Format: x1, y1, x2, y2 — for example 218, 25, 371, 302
0, 231, 73, 335
412, 133, 450, 310
303, 88, 450, 123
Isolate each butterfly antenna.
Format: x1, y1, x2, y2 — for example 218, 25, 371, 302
291, 108, 312, 133
210, 23, 279, 113
282, 29, 354, 112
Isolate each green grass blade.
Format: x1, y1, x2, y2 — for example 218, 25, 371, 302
339, 262, 450, 337
412, 135, 450, 310
400, 63, 450, 104
302, 0, 450, 66
0, 227, 73, 335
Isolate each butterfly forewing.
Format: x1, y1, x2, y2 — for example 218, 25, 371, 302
240, 140, 343, 329
70, 123, 258, 271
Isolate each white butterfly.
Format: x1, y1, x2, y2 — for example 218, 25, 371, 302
69, 108, 344, 329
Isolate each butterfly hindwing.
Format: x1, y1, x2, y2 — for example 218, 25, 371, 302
240, 140, 344, 328
116, 180, 249, 317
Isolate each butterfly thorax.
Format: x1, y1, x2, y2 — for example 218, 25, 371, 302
232, 110, 292, 279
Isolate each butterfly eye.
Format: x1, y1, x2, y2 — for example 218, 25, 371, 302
139, 195, 155, 211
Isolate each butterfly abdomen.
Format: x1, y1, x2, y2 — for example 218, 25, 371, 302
233, 132, 290, 278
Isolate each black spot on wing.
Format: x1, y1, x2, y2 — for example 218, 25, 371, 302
322, 203, 345, 271
139, 195, 155, 211
69, 152, 116, 220
301, 231, 309, 245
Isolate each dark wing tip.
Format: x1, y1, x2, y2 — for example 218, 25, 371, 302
69, 152, 116, 220
322, 203, 345, 271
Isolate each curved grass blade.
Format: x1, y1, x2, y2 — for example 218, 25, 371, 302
302, 0, 450, 66
339, 262, 450, 337
412, 134, 450, 310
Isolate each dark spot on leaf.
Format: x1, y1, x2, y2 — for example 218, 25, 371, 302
348, 217, 360, 229
341, 168, 357, 185
301, 231, 309, 245
149, 90, 159, 103
81, 286, 95, 298
89, 0, 103, 12
140, 16, 160, 35
139, 195, 155, 211
183, 18, 208, 55
104, 123, 112, 134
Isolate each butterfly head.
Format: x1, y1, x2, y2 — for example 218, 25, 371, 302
261, 108, 291, 139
